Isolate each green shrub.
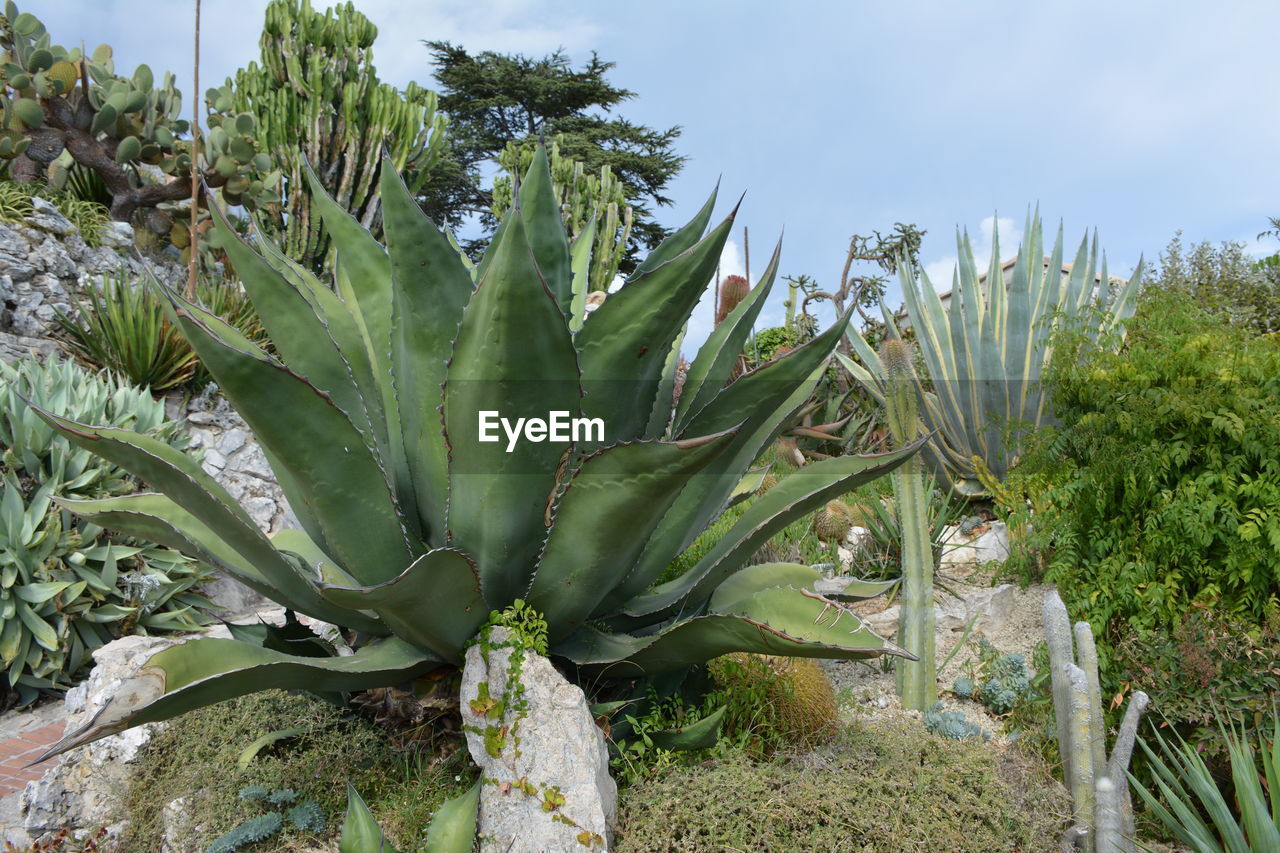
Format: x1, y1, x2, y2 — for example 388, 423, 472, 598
748, 325, 800, 365
55, 272, 269, 394
1113, 606, 1280, 754
1151, 230, 1280, 336
0, 358, 211, 705
994, 288, 1280, 798
1005, 289, 1280, 635
615, 717, 1071, 851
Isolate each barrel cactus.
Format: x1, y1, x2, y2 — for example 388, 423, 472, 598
36, 148, 918, 759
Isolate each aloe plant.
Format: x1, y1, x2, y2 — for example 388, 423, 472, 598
1131, 711, 1280, 853
841, 212, 1145, 497
35, 147, 918, 760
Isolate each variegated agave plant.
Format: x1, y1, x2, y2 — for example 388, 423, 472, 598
38, 148, 918, 758
842, 212, 1144, 497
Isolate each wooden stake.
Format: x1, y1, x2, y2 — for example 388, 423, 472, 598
187, 0, 201, 298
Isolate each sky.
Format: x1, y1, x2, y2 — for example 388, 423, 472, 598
49, 0, 1280, 351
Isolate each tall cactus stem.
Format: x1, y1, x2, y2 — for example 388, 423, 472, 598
1074, 621, 1108, 781
1044, 591, 1150, 852
1066, 663, 1097, 853
1044, 590, 1077, 800
880, 339, 935, 710
1094, 776, 1124, 853
1109, 690, 1149, 847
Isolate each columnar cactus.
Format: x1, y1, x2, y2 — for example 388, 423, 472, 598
493, 138, 634, 301
227, 0, 450, 271
0, 3, 279, 243
880, 338, 936, 709
1043, 590, 1150, 853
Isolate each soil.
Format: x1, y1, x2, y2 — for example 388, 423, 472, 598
825, 563, 1054, 747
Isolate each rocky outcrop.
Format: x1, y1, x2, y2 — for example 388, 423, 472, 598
941, 521, 1011, 567
461, 627, 616, 852
21, 635, 180, 842
0, 199, 183, 341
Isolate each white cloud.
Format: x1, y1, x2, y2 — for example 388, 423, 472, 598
921, 215, 1022, 294
356, 0, 602, 88
1239, 232, 1280, 259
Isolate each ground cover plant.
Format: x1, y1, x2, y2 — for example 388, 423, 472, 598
614, 716, 1072, 851
116, 689, 476, 852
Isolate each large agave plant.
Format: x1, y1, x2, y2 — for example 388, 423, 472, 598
37, 149, 918, 758
842, 212, 1144, 497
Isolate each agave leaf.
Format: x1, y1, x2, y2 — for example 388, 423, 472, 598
706, 562, 823, 612
678, 307, 849, 438
576, 211, 735, 443
623, 443, 920, 621
559, 584, 910, 677
628, 184, 718, 280
27, 411, 357, 619
56, 493, 383, 633
422, 781, 480, 853
725, 465, 770, 508
516, 145, 572, 316
207, 198, 373, 439
612, 315, 855, 604
37, 636, 436, 762
444, 212, 581, 607
302, 161, 409, 528
568, 216, 596, 333
602, 364, 826, 612
643, 322, 686, 440
380, 159, 472, 547
169, 298, 415, 585
647, 704, 726, 750
247, 222, 388, 448
301, 160, 392, 387
270, 528, 362, 588
339, 784, 401, 852
319, 548, 483, 662
673, 237, 781, 432
526, 429, 739, 640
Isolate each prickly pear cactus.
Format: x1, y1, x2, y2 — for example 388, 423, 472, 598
227, 0, 449, 272
0, 1, 280, 253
